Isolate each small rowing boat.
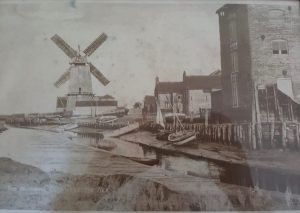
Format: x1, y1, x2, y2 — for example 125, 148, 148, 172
125, 156, 159, 166
96, 115, 118, 124
172, 134, 196, 146
56, 123, 78, 132
104, 122, 139, 138
168, 130, 195, 142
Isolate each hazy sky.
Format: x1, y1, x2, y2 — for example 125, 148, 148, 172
0, 0, 223, 114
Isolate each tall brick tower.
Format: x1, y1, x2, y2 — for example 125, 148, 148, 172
216, 3, 300, 122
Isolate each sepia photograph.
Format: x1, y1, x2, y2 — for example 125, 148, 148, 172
0, 0, 300, 211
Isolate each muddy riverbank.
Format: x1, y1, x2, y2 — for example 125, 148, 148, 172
121, 131, 300, 176
0, 157, 299, 211
1, 128, 300, 210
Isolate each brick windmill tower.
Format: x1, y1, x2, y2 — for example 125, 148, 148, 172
51, 33, 117, 116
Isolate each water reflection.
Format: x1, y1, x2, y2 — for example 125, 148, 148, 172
73, 132, 300, 196
74, 132, 218, 179
3, 128, 300, 197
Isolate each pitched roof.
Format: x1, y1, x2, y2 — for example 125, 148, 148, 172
155, 82, 184, 93
184, 75, 221, 90
209, 70, 221, 76
293, 82, 300, 102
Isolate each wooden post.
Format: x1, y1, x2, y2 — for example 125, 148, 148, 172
296, 123, 300, 149
273, 85, 283, 122
290, 100, 294, 122
251, 82, 257, 150
248, 123, 252, 149
228, 124, 232, 146
254, 83, 262, 149
270, 122, 275, 149
205, 108, 208, 127
223, 125, 226, 144
282, 122, 287, 148
265, 88, 270, 122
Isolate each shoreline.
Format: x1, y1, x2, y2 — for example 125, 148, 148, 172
10, 125, 300, 176
120, 131, 300, 176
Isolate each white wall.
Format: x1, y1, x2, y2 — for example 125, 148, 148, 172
188, 90, 211, 115
157, 93, 183, 113
158, 94, 171, 109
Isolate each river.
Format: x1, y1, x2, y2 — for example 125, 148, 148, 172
1, 127, 300, 196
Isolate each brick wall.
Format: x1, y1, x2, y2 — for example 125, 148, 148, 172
217, 4, 300, 122
218, 4, 252, 122
248, 4, 300, 92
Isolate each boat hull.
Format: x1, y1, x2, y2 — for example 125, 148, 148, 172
156, 130, 172, 141
173, 135, 196, 146
168, 131, 195, 142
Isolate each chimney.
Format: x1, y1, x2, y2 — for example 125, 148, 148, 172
155, 76, 159, 85
183, 70, 186, 81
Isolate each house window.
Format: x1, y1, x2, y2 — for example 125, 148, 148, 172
164, 101, 169, 109
231, 51, 238, 73
272, 40, 288, 54
231, 73, 239, 108
177, 95, 182, 102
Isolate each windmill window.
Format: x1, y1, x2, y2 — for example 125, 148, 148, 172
272, 40, 288, 54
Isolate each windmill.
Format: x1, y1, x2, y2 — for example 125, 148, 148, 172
51, 33, 111, 115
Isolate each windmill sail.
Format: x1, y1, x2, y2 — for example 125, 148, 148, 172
83, 33, 108, 56
89, 63, 110, 86
51, 34, 77, 59
156, 99, 165, 128
54, 69, 71, 88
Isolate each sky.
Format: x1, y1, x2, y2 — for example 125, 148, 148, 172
0, 0, 223, 114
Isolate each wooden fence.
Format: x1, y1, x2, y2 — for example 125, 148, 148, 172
164, 121, 300, 150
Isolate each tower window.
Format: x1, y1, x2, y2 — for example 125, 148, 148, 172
231, 73, 239, 108
229, 19, 237, 42
79, 87, 82, 94
231, 51, 238, 73
272, 40, 288, 54
269, 9, 285, 24
269, 9, 284, 18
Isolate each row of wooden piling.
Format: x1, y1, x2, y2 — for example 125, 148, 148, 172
79, 122, 127, 130
163, 121, 300, 150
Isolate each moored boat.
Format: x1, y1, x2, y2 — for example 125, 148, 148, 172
56, 123, 78, 132
96, 115, 118, 124
104, 122, 139, 138
172, 134, 196, 146
156, 129, 172, 140
0, 121, 7, 133
125, 156, 159, 166
168, 130, 195, 142
96, 140, 117, 151
164, 97, 196, 144
154, 98, 172, 140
